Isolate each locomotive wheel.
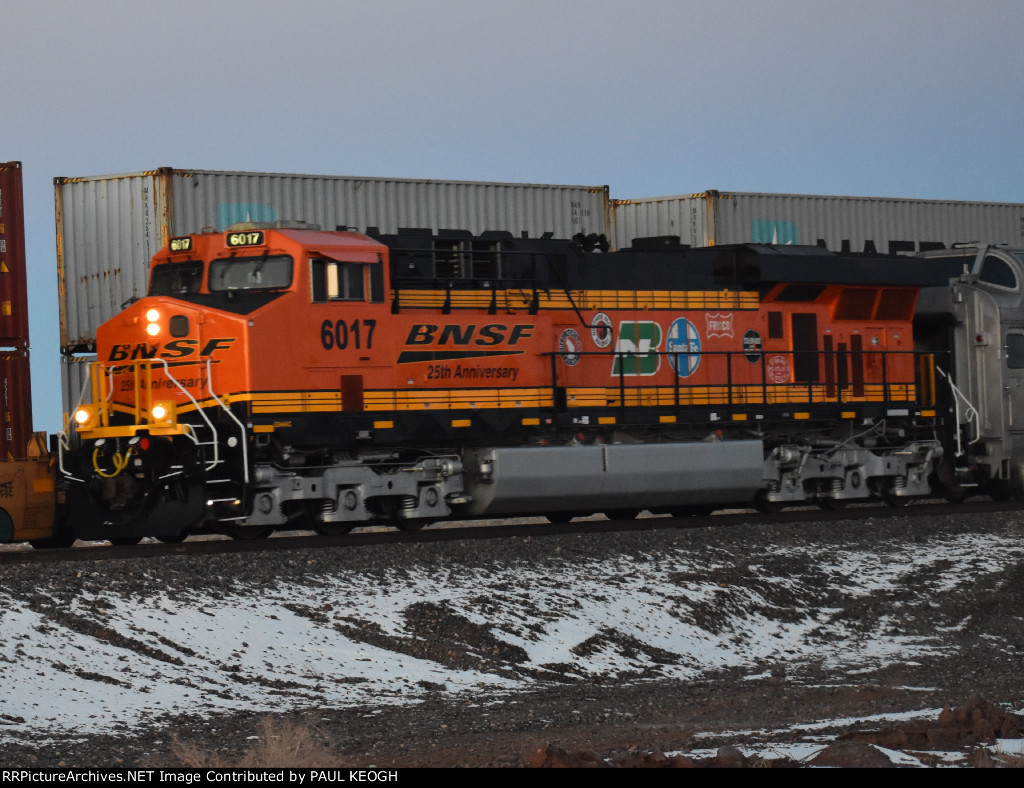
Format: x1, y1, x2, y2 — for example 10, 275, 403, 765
604, 509, 642, 521
29, 534, 77, 549
941, 486, 967, 504
753, 492, 785, 514
881, 490, 912, 508
314, 523, 355, 536
159, 534, 188, 544
985, 480, 1014, 501
397, 520, 430, 532
226, 524, 274, 540
109, 537, 141, 546
670, 506, 714, 517
29, 520, 77, 549
818, 497, 848, 510
546, 512, 575, 523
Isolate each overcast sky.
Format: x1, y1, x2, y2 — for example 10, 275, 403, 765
3, 0, 1023, 430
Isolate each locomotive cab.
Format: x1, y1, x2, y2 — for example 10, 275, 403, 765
61, 223, 393, 541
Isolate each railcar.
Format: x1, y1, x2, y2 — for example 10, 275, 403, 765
913, 243, 1024, 500
59, 224, 957, 542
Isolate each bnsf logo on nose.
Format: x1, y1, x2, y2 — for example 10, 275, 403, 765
405, 324, 534, 346
107, 338, 236, 362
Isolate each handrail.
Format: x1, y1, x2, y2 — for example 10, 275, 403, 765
546, 347, 940, 412
205, 357, 249, 485
154, 358, 222, 472
935, 365, 980, 454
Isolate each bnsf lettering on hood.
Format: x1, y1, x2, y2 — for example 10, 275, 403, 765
405, 324, 534, 346
107, 338, 236, 362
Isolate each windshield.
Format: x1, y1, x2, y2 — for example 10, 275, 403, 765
149, 261, 204, 296
209, 255, 293, 292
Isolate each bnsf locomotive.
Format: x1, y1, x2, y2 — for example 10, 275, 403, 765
55, 223, 1024, 542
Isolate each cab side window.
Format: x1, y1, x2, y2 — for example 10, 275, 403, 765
979, 255, 1018, 291
312, 259, 365, 302
1007, 334, 1024, 369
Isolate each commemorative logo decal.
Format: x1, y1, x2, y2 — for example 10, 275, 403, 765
559, 328, 582, 366
590, 312, 613, 348
767, 355, 791, 383
704, 312, 734, 339
743, 329, 762, 363
666, 317, 702, 378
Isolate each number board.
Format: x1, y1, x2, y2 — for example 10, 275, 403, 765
226, 231, 265, 248
168, 237, 193, 253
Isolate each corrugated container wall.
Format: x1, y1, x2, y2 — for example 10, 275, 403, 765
0, 162, 32, 458
61, 355, 90, 419
0, 350, 33, 458
0, 163, 30, 346
612, 191, 1024, 253
55, 169, 610, 351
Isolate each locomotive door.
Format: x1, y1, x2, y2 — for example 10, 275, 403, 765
1003, 329, 1024, 434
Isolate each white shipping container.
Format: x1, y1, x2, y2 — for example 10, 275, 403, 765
612, 191, 1024, 253
60, 354, 91, 421
55, 168, 610, 350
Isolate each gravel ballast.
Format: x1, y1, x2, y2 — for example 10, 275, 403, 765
1, 510, 1022, 767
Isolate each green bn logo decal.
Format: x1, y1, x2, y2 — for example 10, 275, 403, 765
612, 321, 662, 376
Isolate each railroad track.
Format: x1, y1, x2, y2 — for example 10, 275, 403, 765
5, 497, 1024, 565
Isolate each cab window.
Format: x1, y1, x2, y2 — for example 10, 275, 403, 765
1007, 334, 1024, 369
974, 254, 1015, 288
209, 255, 293, 292
150, 261, 203, 296
979, 255, 1018, 291
312, 259, 365, 301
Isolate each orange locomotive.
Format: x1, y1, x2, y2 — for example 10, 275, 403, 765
60, 224, 949, 542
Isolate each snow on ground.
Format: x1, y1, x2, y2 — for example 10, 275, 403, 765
1, 529, 1022, 743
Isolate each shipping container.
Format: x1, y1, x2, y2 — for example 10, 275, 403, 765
0, 349, 33, 460
0, 162, 33, 458
0, 162, 30, 346
54, 169, 610, 351
611, 191, 1024, 253
60, 354, 90, 424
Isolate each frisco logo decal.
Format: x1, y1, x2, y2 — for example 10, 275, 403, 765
705, 313, 734, 339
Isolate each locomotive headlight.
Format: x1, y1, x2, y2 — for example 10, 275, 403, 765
73, 404, 98, 430
149, 400, 176, 426
145, 309, 161, 336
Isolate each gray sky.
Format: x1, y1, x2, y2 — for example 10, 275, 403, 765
3, 0, 1023, 430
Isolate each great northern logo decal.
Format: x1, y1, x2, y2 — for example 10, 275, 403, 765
559, 328, 581, 366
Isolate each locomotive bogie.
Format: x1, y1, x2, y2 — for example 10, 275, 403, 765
759, 438, 940, 507
241, 454, 465, 529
